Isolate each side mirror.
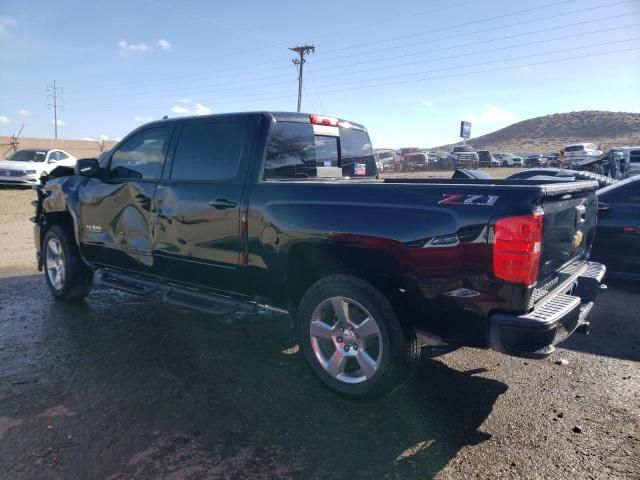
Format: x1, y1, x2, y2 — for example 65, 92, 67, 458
75, 158, 100, 177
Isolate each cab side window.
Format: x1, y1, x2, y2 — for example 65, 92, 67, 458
171, 121, 246, 181
109, 127, 169, 180
601, 183, 640, 204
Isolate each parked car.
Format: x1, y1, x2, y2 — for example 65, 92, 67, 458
34, 111, 605, 398
447, 145, 479, 169
0, 148, 77, 186
398, 147, 428, 171
616, 146, 640, 177
507, 168, 617, 189
427, 151, 450, 169
525, 154, 547, 168
591, 176, 640, 279
477, 150, 500, 167
373, 149, 396, 172
494, 152, 524, 167
564, 143, 602, 167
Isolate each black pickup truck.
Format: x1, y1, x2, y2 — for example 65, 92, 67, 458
33, 112, 606, 398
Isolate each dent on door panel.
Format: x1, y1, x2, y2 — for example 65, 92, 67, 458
79, 180, 156, 267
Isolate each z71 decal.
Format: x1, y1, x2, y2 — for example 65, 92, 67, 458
439, 193, 499, 206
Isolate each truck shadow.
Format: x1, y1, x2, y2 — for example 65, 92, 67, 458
1, 275, 504, 478
561, 281, 640, 362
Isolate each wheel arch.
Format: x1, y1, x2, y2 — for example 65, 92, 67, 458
285, 242, 410, 323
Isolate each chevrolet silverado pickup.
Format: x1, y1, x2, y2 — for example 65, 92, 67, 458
33, 112, 606, 398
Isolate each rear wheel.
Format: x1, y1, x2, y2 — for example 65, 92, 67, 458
43, 225, 94, 300
296, 275, 419, 398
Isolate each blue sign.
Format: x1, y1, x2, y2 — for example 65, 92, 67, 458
460, 121, 471, 140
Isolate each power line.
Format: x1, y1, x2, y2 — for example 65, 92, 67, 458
47, 80, 63, 140
322, 0, 588, 54
53, 0, 634, 99
310, 23, 639, 81
313, 0, 637, 64
311, 11, 639, 73
65, 25, 639, 106
63, 44, 639, 112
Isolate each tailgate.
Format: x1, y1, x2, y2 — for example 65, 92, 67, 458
538, 181, 598, 282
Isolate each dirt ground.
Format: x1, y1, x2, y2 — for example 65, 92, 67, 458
0, 177, 638, 479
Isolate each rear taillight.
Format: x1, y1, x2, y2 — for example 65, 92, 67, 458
493, 212, 544, 285
309, 114, 339, 127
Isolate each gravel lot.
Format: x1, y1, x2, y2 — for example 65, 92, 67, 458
0, 177, 638, 479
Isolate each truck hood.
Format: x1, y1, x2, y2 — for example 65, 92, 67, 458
0, 160, 46, 171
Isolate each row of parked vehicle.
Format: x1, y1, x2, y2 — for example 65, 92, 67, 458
374, 142, 640, 175
374, 147, 527, 171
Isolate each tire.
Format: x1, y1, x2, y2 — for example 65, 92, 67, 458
43, 224, 94, 301
502, 161, 509, 168
296, 275, 419, 398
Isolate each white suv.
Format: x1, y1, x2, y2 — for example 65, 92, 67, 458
564, 143, 602, 166
0, 149, 77, 185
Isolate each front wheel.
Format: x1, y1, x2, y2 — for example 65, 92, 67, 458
296, 275, 419, 398
43, 225, 94, 300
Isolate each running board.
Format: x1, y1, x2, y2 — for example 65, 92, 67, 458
97, 268, 257, 316
164, 288, 256, 316
99, 270, 158, 296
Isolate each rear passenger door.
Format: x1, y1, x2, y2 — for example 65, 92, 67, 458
153, 115, 258, 293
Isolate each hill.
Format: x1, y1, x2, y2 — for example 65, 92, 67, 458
433, 110, 640, 153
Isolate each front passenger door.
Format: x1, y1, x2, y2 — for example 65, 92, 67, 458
78, 126, 171, 273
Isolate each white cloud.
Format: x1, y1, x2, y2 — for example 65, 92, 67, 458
421, 100, 433, 107
99, 134, 110, 141
18, 109, 30, 116
81, 136, 95, 141
114, 137, 122, 142
521, 66, 533, 72
193, 102, 212, 115
0, 17, 16, 36
463, 106, 518, 124
171, 105, 191, 114
171, 101, 213, 116
179, 98, 191, 104
0, 115, 9, 124
133, 115, 153, 123
52, 119, 67, 126
118, 40, 151, 55
157, 39, 172, 52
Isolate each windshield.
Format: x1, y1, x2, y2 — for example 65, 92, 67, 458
565, 145, 585, 152
453, 146, 475, 152
400, 148, 420, 155
7, 150, 47, 162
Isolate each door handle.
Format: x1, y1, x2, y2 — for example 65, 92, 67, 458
135, 193, 149, 201
209, 199, 237, 210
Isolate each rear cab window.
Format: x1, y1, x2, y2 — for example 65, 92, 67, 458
264, 119, 376, 180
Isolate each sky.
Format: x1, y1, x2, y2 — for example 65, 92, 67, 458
0, 0, 639, 148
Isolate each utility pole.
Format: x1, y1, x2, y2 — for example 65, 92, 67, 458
47, 80, 63, 139
289, 45, 315, 113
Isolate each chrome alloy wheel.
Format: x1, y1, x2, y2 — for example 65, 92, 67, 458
309, 296, 383, 384
46, 237, 65, 290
